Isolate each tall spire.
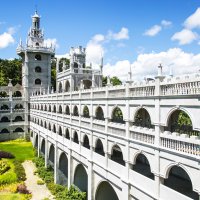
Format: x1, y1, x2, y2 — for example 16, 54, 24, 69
26, 10, 44, 47
100, 55, 103, 74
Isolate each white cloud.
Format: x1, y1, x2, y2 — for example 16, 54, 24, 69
0, 32, 14, 49
103, 48, 200, 81
161, 20, 172, 27
171, 29, 198, 45
86, 27, 129, 67
108, 27, 129, 40
184, 8, 200, 29
44, 38, 59, 48
144, 25, 162, 36
86, 39, 104, 67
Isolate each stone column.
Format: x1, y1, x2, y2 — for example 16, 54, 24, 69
87, 160, 93, 200
54, 142, 58, 184
37, 132, 40, 157
45, 135, 48, 168
68, 149, 72, 187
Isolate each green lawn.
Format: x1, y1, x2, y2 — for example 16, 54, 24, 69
0, 193, 31, 200
0, 139, 34, 162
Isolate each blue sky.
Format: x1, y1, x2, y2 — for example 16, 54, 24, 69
0, 0, 200, 80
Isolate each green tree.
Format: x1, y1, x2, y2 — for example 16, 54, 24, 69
102, 76, 122, 86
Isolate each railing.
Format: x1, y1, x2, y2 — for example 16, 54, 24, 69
108, 122, 126, 137
130, 86, 155, 97
160, 132, 200, 156
161, 81, 200, 96
129, 126, 155, 144
93, 119, 105, 131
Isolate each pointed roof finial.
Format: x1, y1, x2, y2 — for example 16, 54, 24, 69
35, 4, 38, 14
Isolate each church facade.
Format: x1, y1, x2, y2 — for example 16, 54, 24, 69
1, 11, 200, 200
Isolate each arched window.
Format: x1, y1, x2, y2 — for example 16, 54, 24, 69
14, 127, 24, 132
132, 154, 154, 180
73, 131, 79, 144
95, 139, 105, 156
112, 107, 124, 124
65, 105, 70, 115
166, 110, 198, 136
58, 105, 62, 114
95, 181, 119, 200
1, 105, 9, 110
14, 104, 23, 109
1, 129, 9, 133
74, 62, 78, 73
35, 66, 42, 73
58, 82, 63, 93
44, 121, 47, 128
83, 80, 92, 89
49, 105, 51, 112
48, 123, 51, 131
1, 116, 9, 122
65, 81, 70, 92
13, 91, 22, 97
53, 105, 56, 113
83, 135, 90, 149
96, 106, 104, 120
83, 106, 89, 118
13, 116, 23, 122
73, 106, 79, 116
164, 166, 198, 199
53, 124, 56, 133
111, 145, 125, 166
35, 79, 41, 85
134, 108, 152, 128
0, 92, 8, 97
35, 54, 41, 61
58, 126, 62, 136
65, 128, 70, 139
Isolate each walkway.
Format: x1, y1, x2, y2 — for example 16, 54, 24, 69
22, 160, 54, 200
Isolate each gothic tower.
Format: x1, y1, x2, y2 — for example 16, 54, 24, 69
16, 11, 55, 133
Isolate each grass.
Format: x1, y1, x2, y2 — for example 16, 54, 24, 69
0, 139, 34, 198
0, 193, 31, 200
0, 139, 34, 162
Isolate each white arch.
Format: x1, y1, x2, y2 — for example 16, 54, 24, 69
164, 106, 194, 128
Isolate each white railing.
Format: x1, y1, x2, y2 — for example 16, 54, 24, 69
130, 86, 155, 97
161, 81, 200, 96
108, 122, 126, 137
160, 132, 200, 156
129, 128, 155, 144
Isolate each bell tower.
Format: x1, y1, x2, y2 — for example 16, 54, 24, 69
17, 10, 55, 95
16, 10, 55, 133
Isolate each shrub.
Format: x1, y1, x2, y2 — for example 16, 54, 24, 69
0, 160, 17, 185
13, 160, 26, 181
0, 151, 15, 159
17, 183, 31, 194
0, 160, 10, 175
37, 179, 45, 185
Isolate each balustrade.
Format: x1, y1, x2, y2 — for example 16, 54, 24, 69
161, 81, 200, 96
160, 133, 200, 156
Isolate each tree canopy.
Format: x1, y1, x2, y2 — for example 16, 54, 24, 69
102, 76, 122, 86
0, 59, 22, 86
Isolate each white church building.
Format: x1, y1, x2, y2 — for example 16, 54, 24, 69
0, 11, 200, 200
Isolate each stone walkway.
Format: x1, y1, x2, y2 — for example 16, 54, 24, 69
22, 160, 54, 200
